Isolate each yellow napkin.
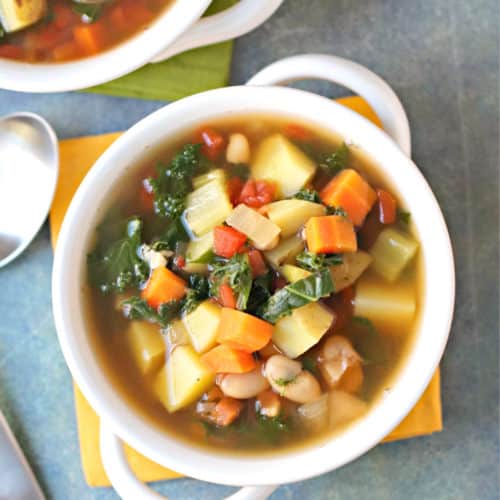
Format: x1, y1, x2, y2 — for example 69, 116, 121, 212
50, 97, 442, 487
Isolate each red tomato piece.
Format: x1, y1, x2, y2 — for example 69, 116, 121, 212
377, 189, 397, 224
227, 177, 244, 205
219, 283, 237, 309
213, 226, 247, 258
247, 249, 267, 278
173, 255, 185, 269
199, 128, 226, 160
238, 179, 276, 208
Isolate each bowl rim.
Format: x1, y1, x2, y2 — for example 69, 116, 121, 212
52, 85, 455, 486
0, 0, 211, 93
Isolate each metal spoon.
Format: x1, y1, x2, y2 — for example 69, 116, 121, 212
0, 112, 58, 268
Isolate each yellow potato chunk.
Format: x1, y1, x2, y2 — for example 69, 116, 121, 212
183, 300, 222, 353
126, 321, 166, 375
264, 235, 304, 270
280, 264, 311, 283
267, 199, 326, 237
273, 302, 334, 358
154, 345, 214, 413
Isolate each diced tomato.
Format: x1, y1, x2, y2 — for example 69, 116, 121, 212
213, 226, 247, 258
173, 255, 185, 269
227, 176, 244, 205
376, 189, 397, 224
248, 249, 267, 277
0, 44, 23, 59
199, 127, 226, 161
219, 283, 237, 309
284, 123, 310, 141
238, 179, 276, 208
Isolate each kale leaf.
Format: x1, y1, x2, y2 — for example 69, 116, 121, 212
258, 268, 334, 323
246, 273, 273, 314
296, 250, 342, 271
320, 143, 349, 175
121, 297, 183, 328
72, 2, 102, 22
152, 218, 189, 251
326, 206, 348, 217
209, 253, 253, 310
183, 274, 210, 314
293, 189, 321, 203
87, 217, 149, 294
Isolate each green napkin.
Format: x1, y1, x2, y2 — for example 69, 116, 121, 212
85, 0, 237, 101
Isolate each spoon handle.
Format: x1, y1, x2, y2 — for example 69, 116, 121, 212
0, 409, 45, 500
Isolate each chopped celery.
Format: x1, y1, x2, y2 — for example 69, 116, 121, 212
369, 227, 418, 282
264, 235, 304, 270
192, 168, 226, 189
186, 231, 214, 263
329, 251, 372, 291
184, 179, 232, 237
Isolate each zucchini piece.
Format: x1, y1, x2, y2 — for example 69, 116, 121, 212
369, 227, 418, 282
226, 204, 281, 250
153, 345, 214, 413
273, 302, 334, 358
192, 168, 226, 189
183, 300, 222, 353
264, 235, 304, 270
329, 251, 372, 292
0, 0, 46, 33
281, 264, 311, 283
251, 133, 317, 196
184, 179, 233, 237
126, 321, 166, 375
186, 231, 214, 263
266, 199, 326, 237
353, 277, 416, 333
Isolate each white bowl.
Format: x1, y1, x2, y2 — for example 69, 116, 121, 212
52, 56, 454, 497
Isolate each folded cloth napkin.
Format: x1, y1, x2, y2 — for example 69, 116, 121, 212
84, 0, 238, 101
49, 97, 442, 487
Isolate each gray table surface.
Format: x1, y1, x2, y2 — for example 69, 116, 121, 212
0, 1, 499, 499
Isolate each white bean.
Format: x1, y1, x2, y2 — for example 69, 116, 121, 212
218, 366, 269, 399
226, 133, 251, 164
265, 355, 302, 385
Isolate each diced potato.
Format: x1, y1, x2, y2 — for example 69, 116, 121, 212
281, 264, 311, 283
183, 300, 222, 353
192, 169, 226, 189
185, 179, 233, 237
154, 345, 214, 413
329, 390, 368, 428
369, 227, 418, 282
353, 277, 416, 333
226, 204, 281, 250
266, 200, 326, 237
182, 263, 209, 275
186, 231, 214, 263
264, 235, 304, 270
0, 0, 46, 33
329, 251, 372, 292
273, 302, 334, 358
251, 133, 316, 196
226, 133, 251, 164
164, 319, 190, 347
126, 321, 166, 375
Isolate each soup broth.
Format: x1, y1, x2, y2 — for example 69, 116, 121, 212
85, 115, 422, 454
0, 0, 173, 62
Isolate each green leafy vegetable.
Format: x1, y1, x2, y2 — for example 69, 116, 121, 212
121, 297, 183, 328
255, 414, 290, 443
209, 253, 253, 310
273, 376, 297, 387
246, 273, 272, 314
88, 217, 149, 294
258, 268, 334, 323
326, 206, 348, 217
397, 210, 411, 225
320, 143, 349, 175
183, 274, 210, 314
296, 250, 342, 271
0, 25, 5, 39
293, 189, 321, 203
152, 219, 189, 252
72, 2, 103, 22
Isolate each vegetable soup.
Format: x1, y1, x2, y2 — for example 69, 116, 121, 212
0, 0, 173, 62
85, 116, 422, 454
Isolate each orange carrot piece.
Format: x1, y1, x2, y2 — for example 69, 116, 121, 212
320, 169, 377, 226
216, 308, 273, 352
73, 23, 105, 55
376, 188, 397, 224
213, 397, 244, 426
141, 267, 186, 308
305, 215, 357, 254
201, 344, 256, 374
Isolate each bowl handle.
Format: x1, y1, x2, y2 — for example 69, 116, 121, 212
246, 54, 412, 156
100, 422, 278, 500
150, 0, 284, 64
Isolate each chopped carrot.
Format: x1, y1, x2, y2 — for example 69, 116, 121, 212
218, 283, 237, 309
198, 128, 226, 160
141, 267, 186, 308
213, 397, 244, 426
247, 249, 267, 277
305, 215, 357, 253
52, 41, 80, 62
201, 344, 256, 373
320, 169, 377, 226
73, 23, 105, 55
216, 308, 273, 352
338, 363, 364, 394
213, 225, 247, 258
376, 189, 397, 224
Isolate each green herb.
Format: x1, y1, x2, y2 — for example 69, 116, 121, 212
209, 253, 253, 310
398, 210, 411, 225
0, 25, 5, 39
183, 274, 210, 314
258, 268, 334, 323
121, 297, 183, 328
293, 189, 321, 203
296, 250, 342, 271
320, 143, 349, 175
351, 316, 387, 364
273, 376, 296, 387
152, 219, 189, 252
88, 217, 149, 294
72, 2, 103, 22
246, 272, 272, 314
302, 355, 319, 376
326, 206, 348, 217
255, 414, 290, 443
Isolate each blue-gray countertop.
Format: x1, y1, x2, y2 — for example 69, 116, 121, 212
0, 1, 498, 498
